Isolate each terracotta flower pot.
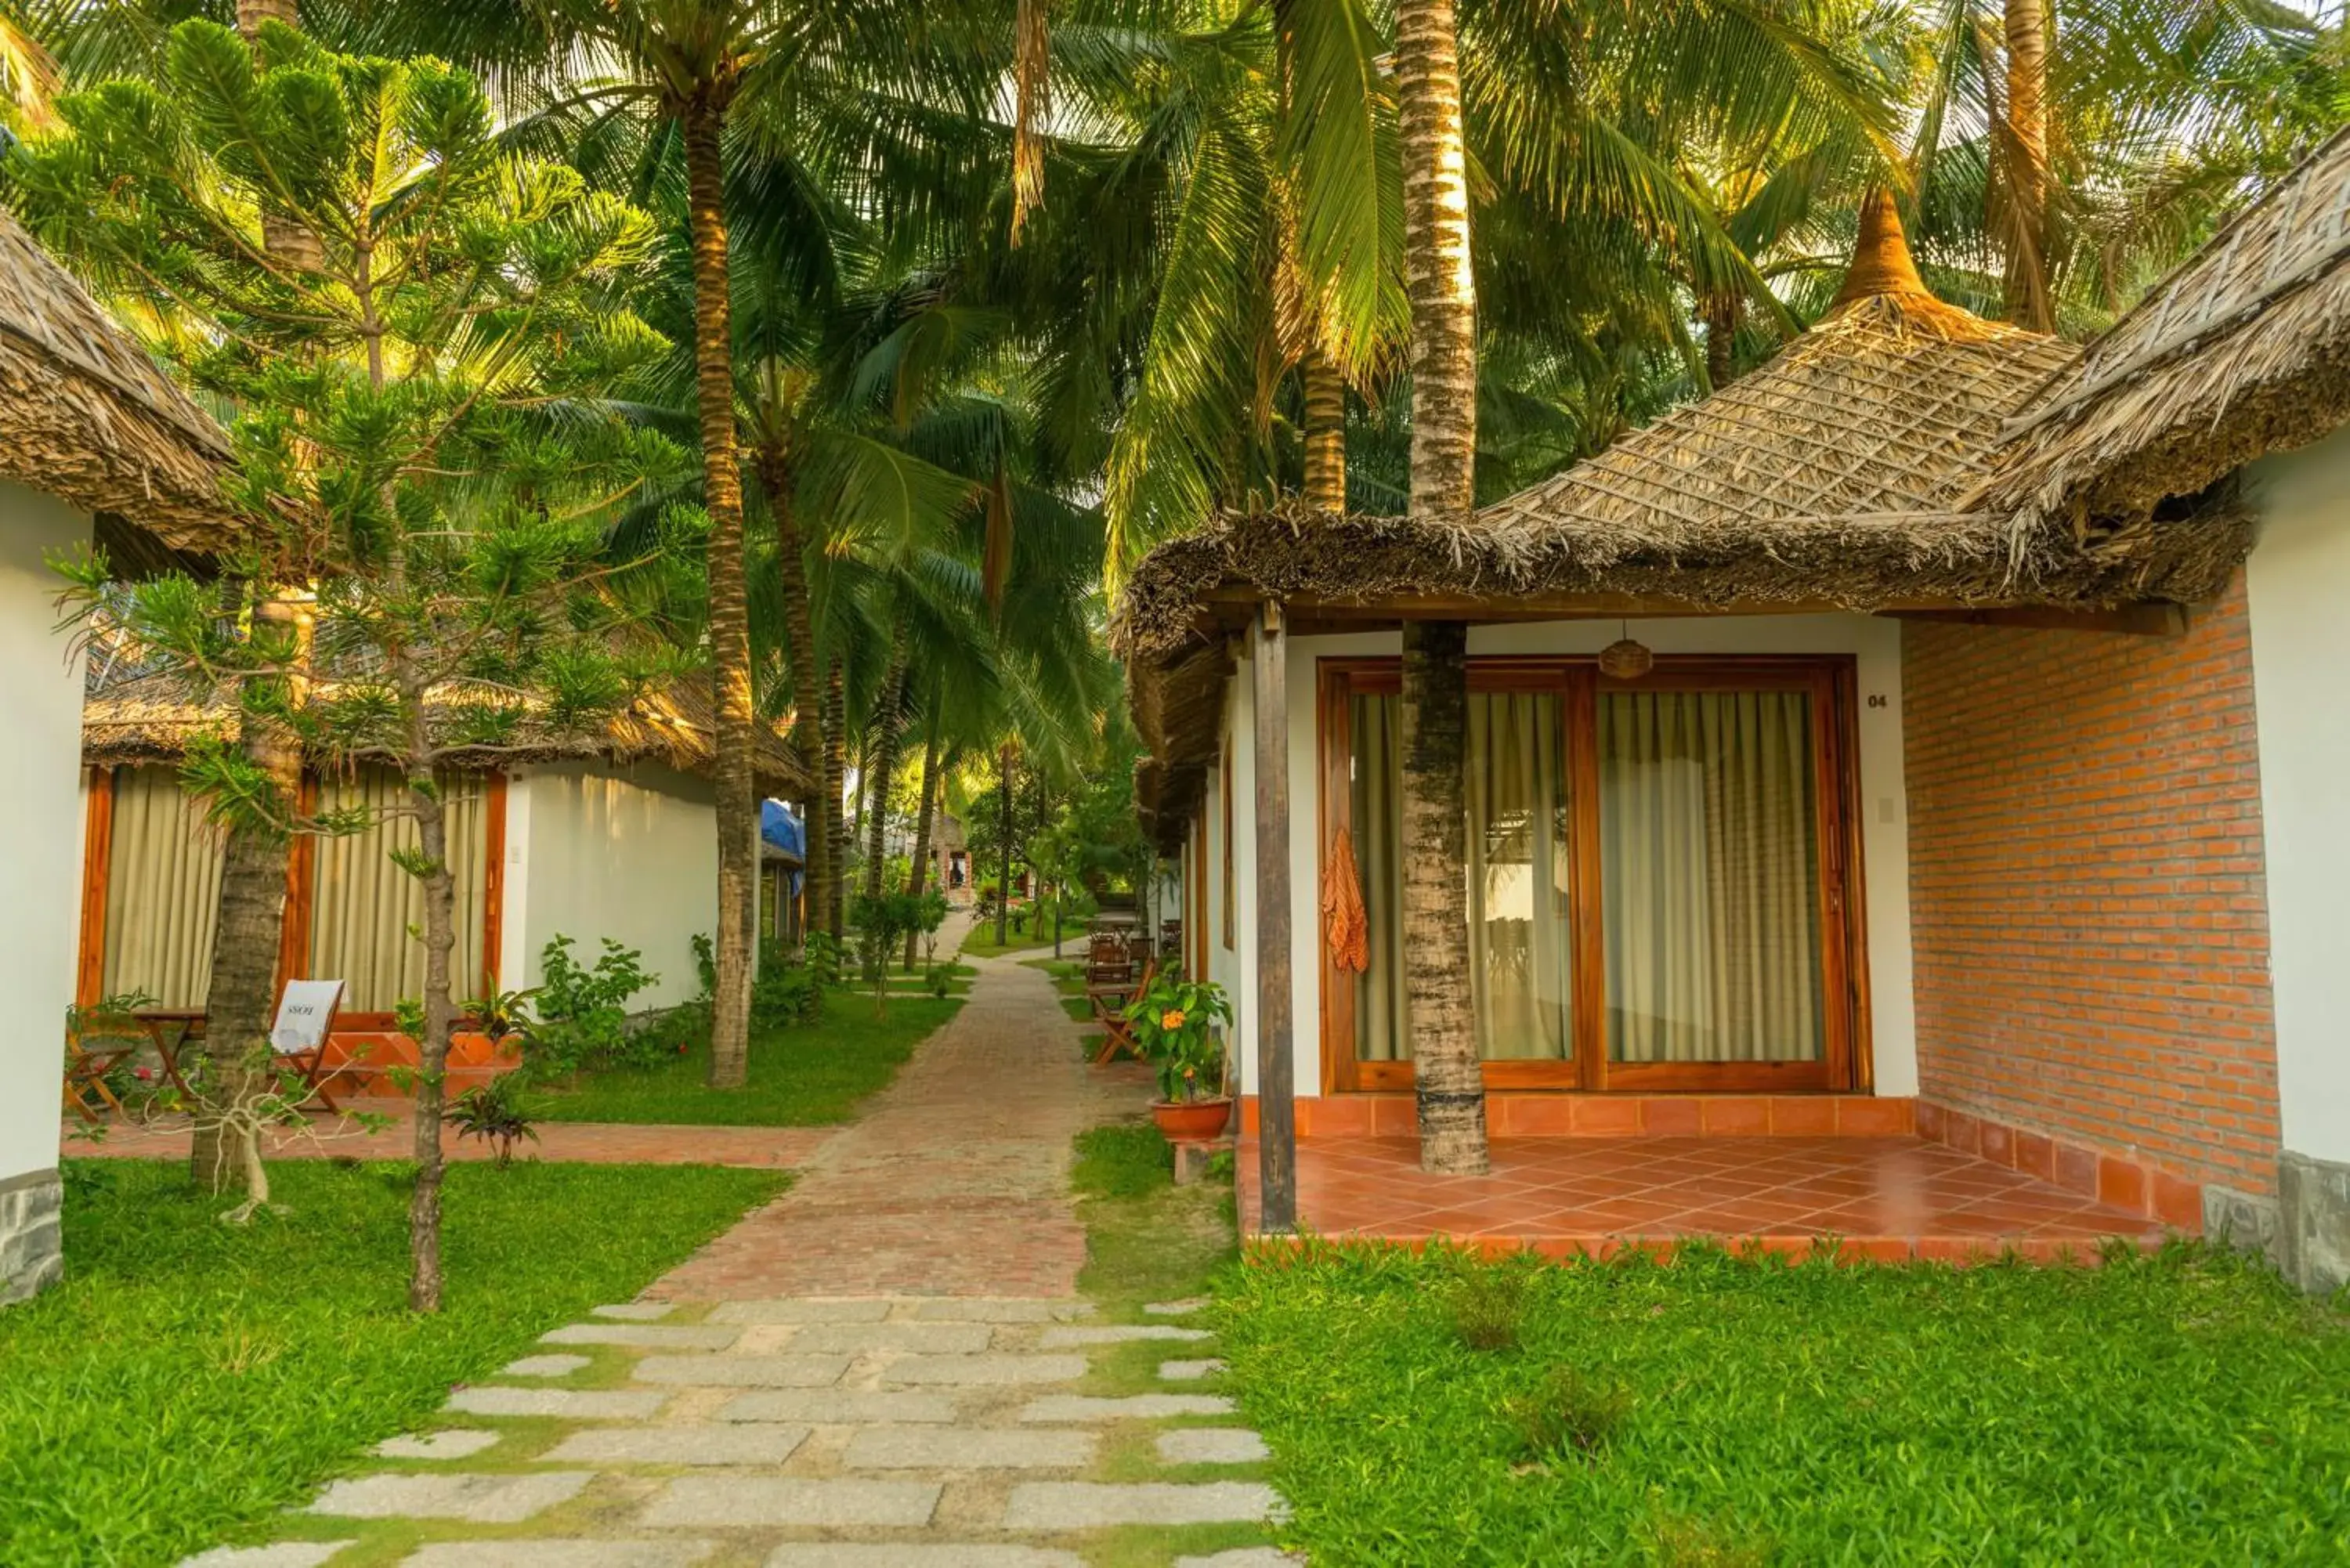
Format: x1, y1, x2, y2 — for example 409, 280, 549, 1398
1152, 1097, 1232, 1143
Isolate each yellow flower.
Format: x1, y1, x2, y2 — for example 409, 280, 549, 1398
1161, 1009, 1187, 1031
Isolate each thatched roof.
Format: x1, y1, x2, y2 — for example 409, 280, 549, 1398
0, 207, 235, 550
1113, 193, 2258, 850
83, 663, 814, 796
1972, 127, 2350, 534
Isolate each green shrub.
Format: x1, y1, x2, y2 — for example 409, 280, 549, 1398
447, 1074, 540, 1168
519, 935, 660, 1082
753, 941, 824, 1028
1505, 1365, 1633, 1464
1451, 1267, 1533, 1352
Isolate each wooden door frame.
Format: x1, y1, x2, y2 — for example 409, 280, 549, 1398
1315, 653, 1872, 1097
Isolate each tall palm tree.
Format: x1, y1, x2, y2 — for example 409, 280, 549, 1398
1390, 0, 1484, 1175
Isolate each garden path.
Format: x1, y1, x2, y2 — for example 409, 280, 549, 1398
182, 948, 1295, 1568
652, 948, 1152, 1299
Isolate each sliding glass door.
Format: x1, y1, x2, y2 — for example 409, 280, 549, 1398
1319, 656, 1862, 1093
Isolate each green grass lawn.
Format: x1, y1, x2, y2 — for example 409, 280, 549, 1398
0, 1158, 783, 1568
533, 994, 964, 1125
959, 923, 1068, 959
1215, 1241, 2350, 1566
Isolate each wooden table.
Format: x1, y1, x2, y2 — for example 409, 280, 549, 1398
132, 1008, 208, 1099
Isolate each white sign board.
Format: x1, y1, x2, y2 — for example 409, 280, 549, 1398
270, 979, 345, 1055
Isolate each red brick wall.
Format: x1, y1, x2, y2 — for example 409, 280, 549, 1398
1901, 577, 2280, 1195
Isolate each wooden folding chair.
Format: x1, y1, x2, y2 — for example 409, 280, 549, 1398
269, 979, 349, 1114
1088, 959, 1156, 1066
62, 1038, 136, 1123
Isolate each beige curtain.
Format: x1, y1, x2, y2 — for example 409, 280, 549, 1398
1600, 692, 1822, 1063
1352, 695, 1410, 1060
1350, 692, 1571, 1063
309, 767, 490, 1011
102, 766, 226, 1009
1466, 693, 1571, 1059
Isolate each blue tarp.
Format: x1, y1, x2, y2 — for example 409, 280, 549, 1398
761, 800, 805, 898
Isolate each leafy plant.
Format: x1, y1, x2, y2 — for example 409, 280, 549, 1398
520, 935, 660, 1082
924, 963, 954, 999
1505, 1365, 1633, 1465
1452, 1268, 1533, 1352
753, 940, 824, 1028
448, 1075, 540, 1169
851, 891, 931, 1017
1124, 973, 1235, 1104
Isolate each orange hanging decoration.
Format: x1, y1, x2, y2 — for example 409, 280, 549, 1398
1322, 826, 1370, 974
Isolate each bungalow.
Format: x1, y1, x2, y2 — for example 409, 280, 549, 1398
1119, 171, 2344, 1287
78, 663, 812, 1093
2, 208, 240, 1302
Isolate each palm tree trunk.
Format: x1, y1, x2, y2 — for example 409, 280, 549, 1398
995, 743, 1015, 947
1703, 292, 1741, 390
190, 687, 299, 1194
822, 659, 848, 939
682, 89, 756, 1090
194, 0, 314, 1190
902, 702, 942, 971
1300, 349, 1346, 511
757, 445, 828, 951
860, 639, 910, 977
1393, 0, 1488, 1175
2002, 0, 2053, 332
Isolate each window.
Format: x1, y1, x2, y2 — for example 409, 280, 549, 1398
1319, 656, 1862, 1093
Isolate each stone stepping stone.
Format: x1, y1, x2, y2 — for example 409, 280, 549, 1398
1018, 1394, 1236, 1423
880, 1354, 1087, 1387
842, 1426, 1095, 1470
710, 1299, 889, 1325
766, 1548, 1081, 1567
592, 1302, 678, 1321
786, 1322, 992, 1354
1159, 1359, 1225, 1382
633, 1354, 850, 1388
502, 1353, 591, 1378
445, 1387, 667, 1420
640, 1476, 940, 1528
544, 1423, 811, 1466
1002, 1480, 1282, 1528
374, 1429, 499, 1461
179, 1545, 353, 1568
1144, 1298, 1209, 1316
306, 1470, 592, 1523
1157, 1428, 1271, 1465
1174, 1552, 1303, 1567
544, 1323, 739, 1350
900, 1299, 1091, 1324
401, 1544, 714, 1568
718, 1389, 957, 1425
1039, 1324, 1209, 1347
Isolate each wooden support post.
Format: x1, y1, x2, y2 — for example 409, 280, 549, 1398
1252, 600, 1296, 1234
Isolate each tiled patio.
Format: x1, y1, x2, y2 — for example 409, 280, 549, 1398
1238, 1134, 2172, 1263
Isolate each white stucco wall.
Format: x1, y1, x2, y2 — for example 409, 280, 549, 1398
1207, 612, 1919, 1100
2246, 427, 2350, 1165
498, 762, 721, 1012
0, 483, 89, 1187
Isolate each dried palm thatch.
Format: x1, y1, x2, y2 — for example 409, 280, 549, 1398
84, 663, 813, 795
1113, 193, 2257, 850
0, 207, 234, 550
1972, 127, 2350, 536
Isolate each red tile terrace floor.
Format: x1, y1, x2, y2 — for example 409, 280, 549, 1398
1237, 1135, 2171, 1263
64, 1100, 831, 1169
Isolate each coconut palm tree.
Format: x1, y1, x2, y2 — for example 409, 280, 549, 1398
1387, 0, 1485, 1175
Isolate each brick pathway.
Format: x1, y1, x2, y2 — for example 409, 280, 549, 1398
653, 952, 1153, 1299
179, 950, 1292, 1568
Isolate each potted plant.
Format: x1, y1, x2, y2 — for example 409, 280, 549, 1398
1125, 973, 1235, 1141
